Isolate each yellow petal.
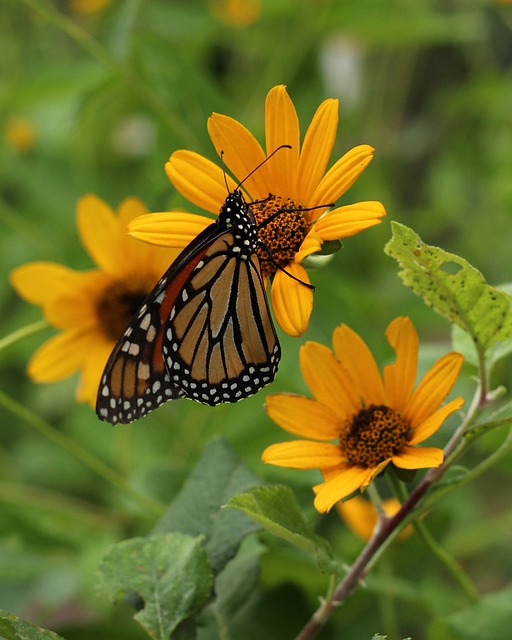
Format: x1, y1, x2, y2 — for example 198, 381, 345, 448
313, 201, 385, 240
10, 262, 79, 306
27, 329, 93, 382
261, 440, 343, 469
299, 341, 360, 417
313, 464, 374, 513
265, 85, 300, 196
77, 194, 127, 277
296, 98, 338, 205
392, 446, 444, 469
76, 331, 115, 406
166, 150, 237, 214
294, 229, 323, 263
207, 112, 268, 200
270, 264, 313, 337
311, 145, 374, 207
332, 324, 384, 405
404, 352, 464, 427
44, 271, 110, 330
409, 396, 464, 445
265, 393, 342, 440
383, 317, 419, 412
128, 212, 213, 248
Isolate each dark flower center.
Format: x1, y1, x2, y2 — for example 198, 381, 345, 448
251, 194, 309, 278
339, 404, 411, 468
96, 281, 148, 341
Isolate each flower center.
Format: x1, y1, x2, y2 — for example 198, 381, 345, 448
251, 194, 309, 278
96, 281, 148, 341
339, 404, 411, 468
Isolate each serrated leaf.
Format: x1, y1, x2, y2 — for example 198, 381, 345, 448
428, 583, 512, 640
153, 438, 261, 575
97, 532, 213, 640
226, 485, 337, 574
385, 223, 512, 352
0, 610, 65, 640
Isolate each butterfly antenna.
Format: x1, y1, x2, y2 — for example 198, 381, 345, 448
236, 144, 292, 191
219, 150, 230, 194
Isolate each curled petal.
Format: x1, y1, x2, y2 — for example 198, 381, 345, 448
166, 150, 237, 214
265, 85, 300, 196
296, 99, 338, 204
392, 446, 444, 470
404, 352, 464, 427
270, 263, 313, 337
294, 229, 323, 263
128, 212, 213, 248
265, 393, 341, 440
409, 396, 464, 445
313, 464, 374, 513
383, 316, 419, 412
313, 201, 385, 240
261, 440, 343, 469
311, 145, 375, 207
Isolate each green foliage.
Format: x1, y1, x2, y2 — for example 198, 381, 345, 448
227, 484, 338, 574
428, 584, 512, 640
0, 610, 66, 640
385, 223, 512, 353
98, 533, 213, 640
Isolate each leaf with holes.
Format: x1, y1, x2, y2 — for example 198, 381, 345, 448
97, 532, 213, 640
0, 610, 66, 640
385, 223, 512, 351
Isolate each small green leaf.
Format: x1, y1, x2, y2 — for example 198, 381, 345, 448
385, 223, 512, 352
226, 485, 337, 574
466, 399, 512, 437
428, 583, 512, 640
153, 438, 261, 575
97, 532, 213, 640
0, 610, 66, 640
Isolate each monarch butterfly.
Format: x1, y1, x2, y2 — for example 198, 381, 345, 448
96, 163, 284, 425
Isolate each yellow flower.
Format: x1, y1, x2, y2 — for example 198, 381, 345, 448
336, 496, 413, 541
262, 317, 464, 513
209, 0, 261, 25
4, 117, 36, 153
10, 196, 179, 407
129, 85, 385, 337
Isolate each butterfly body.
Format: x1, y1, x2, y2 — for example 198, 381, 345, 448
97, 189, 280, 424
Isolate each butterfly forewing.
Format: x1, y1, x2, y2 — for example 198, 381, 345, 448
96, 189, 281, 424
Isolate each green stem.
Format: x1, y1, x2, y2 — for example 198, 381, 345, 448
19, 0, 192, 143
412, 518, 479, 604
0, 389, 164, 517
390, 474, 478, 605
0, 320, 49, 353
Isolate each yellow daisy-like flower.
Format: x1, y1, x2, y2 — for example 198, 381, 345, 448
129, 85, 385, 337
262, 317, 464, 513
10, 196, 180, 407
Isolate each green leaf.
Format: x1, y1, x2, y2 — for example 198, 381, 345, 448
0, 610, 66, 640
226, 485, 337, 574
466, 399, 512, 437
153, 438, 261, 575
97, 532, 213, 640
385, 223, 512, 352
428, 583, 512, 640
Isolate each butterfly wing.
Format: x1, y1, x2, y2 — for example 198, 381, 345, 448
163, 233, 281, 405
96, 221, 221, 424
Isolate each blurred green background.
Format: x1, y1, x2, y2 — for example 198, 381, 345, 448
1, 0, 512, 638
